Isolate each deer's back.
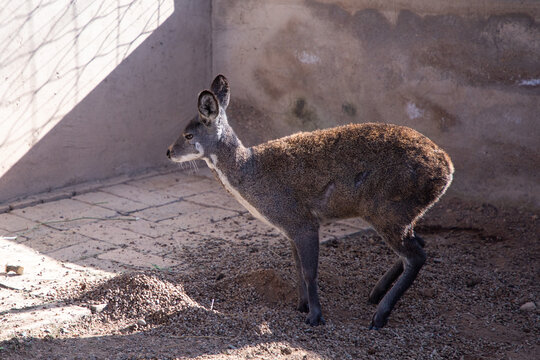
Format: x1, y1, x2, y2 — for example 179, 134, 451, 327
250, 123, 453, 220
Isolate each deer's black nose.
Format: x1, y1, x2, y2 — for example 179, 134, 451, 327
166, 149, 171, 158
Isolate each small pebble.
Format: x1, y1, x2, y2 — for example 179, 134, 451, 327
137, 319, 147, 326
519, 301, 536, 312
419, 288, 435, 298
466, 278, 481, 288
90, 303, 107, 314
281, 347, 292, 355
60, 327, 69, 334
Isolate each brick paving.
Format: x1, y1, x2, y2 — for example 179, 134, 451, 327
0, 167, 369, 340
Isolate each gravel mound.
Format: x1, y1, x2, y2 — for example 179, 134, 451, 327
80, 271, 200, 320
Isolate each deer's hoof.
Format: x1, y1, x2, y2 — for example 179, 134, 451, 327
305, 312, 325, 326
369, 312, 388, 330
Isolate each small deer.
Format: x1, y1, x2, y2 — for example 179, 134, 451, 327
167, 75, 454, 329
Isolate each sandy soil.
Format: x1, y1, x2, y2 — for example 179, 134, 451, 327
1, 196, 538, 359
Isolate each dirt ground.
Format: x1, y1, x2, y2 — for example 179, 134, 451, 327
1, 196, 538, 360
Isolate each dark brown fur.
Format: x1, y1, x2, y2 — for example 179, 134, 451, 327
252, 123, 452, 226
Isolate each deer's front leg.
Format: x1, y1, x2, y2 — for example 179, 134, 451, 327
288, 226, 324, 326
291, 242, 309, 313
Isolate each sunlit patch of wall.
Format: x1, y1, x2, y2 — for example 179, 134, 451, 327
0, 0, 212, 204
0, 0, 174, 178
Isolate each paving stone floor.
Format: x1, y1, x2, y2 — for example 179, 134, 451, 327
0, 167, 369, 340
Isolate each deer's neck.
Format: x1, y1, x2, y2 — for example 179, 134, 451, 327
203, 125, 272, 227
204, 124, 252, 186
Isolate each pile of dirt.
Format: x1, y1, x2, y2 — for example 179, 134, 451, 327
80, 271, 200, 320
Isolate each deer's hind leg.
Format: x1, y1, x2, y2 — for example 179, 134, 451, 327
368, 233, 425, 304
369, 226, 426, 329
368, 258, 404, 305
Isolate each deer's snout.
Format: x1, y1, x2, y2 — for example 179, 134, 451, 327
166, 148, 172, 159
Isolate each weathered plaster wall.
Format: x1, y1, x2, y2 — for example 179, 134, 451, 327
2, 0, 538, 209
0, 0, 212, 204
213, 0, 540, 208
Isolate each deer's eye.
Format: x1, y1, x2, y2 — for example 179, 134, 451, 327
184, 133, 193, 140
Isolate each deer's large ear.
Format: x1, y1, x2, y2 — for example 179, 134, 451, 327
210, 74, 230, 110
198, 90, 219, 126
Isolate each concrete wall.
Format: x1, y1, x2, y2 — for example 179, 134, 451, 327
0, 0, 212, 204
213, 0, 540, 209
